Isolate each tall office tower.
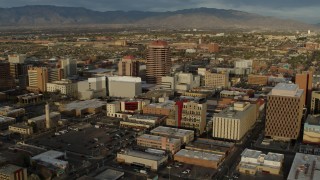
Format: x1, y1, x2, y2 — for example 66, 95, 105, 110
118, 56, 140, 77
146, 40, 171, 84
60, 58, 77, 78
8, 54, 29, 89
265, 83, 304, 141
0, 61, 15, 91
295, 71, 313, 107
175, 99, 207, 135
48, 68, 64, 82
27, 67, 48, 93
311, 91, 320, 114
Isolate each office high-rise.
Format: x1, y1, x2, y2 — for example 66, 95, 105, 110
265, 83, 304, 141
296, 71, 313, 107
146, 40, 171, 84
0, 61, 15, 90
118, 56, 139, 77
27, 67, 48, 93
60, 58, 77, 78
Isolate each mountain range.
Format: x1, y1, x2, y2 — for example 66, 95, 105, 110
0, 5, 316, 30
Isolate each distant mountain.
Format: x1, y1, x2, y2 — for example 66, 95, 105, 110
0, 5, 315, 30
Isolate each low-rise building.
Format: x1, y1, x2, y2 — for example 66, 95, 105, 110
106, 101, 121, 117
174, 149, 224, 169
212, 102, 257, 141
17, 93, 43, 104
0, 116, 16, 130
0, 164, 27, 180
287, 153, 320, 180
303, 114, 320, 144
59, 99, 106, 117
150, 126, 194, 144
137, 134, 181, 154
248, 74, 268, 86
46, 79, 77, 97
0, 106, 25, 118
220, 90, 246, 98
142, 101, 175, 116
9, 123, 33, 135
27, 112, 60, 130
186, 138, 235, 156
120, 114, 166, 130
204, 71, 229, 89
117, 149, 168, 170
239, 148, 284, 175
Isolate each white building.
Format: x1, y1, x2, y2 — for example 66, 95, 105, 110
60, 58, 77, 78
106, 101, 121, 117
235, 60, 253, 69
161, 73, 200, 92
32, 150, 68, 171
8, 54, 26, 64
46, 79, 77, 97
108, 76, 142, 98
77, 76, 107, 100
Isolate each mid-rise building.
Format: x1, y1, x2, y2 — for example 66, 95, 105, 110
204, 71, 229, 89
0, 61, 15, 91
46, 79, 77, 97
48, 68, 64, 82
239, 148, 284, 175
27, 67, 48, 92
0, 116, 16, 130
0, 164, 27, 180
27, 112, 60, 130
161, 72, 200, 92
118, 56, 139, 76
265, 83, 304, 141
137, 134, 181, 154
287, 153, 320, 180
303, 114, 320, 144
248, 74, 268, 86
120, 114, 166, 130
146, 40, 171, 84
296, 71, 313, 107
311, 91, 320, 115
9, 62, 31, 89
142, 101, 175, 116
77, 77, 106, 100
60, 58, 77, 78
235, 60, 253, 69
107, 76, 142, 98
150, 126, 194, 144
17, 93, 43, 104
8, 54, 26, 64
212, 102, 257, 141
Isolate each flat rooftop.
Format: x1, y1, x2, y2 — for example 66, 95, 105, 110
214, 103, 255, 119
120, 149, 167, 161
241, 148, 284, 162
17, 93, 43, 99
9, 123, 31, 129
28, 112, 60, 122
305, 114, 320, 126
287, 153, 320, 180
95, 169, 124, 180
270, 83, 303, 97
60, 99, 106, 111
32, 150, 68, 169
0, 115, 15, 123
138, 134, 181, 144
175, 149, 223, 162
129, 114, 165, 121
108, 76, 141, 83
241, 148, 262, 159
151, 126, 194, 137
146, 101, 175, 109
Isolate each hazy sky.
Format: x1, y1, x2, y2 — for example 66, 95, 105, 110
0, 0, 319, 23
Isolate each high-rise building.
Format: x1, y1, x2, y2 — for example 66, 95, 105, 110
295, 71, 313, 107
311, 91, 320, 114
9, 63, 31, 89
0, 61, 15, 91
48, 68, 64, 82
118, 56, 139, 77
146, 40, 171, 84
265, 83, 304, 141
60, 58, 77, 78
27, 67, 48, 93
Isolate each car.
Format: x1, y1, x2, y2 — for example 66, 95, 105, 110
167, 165, 172, 169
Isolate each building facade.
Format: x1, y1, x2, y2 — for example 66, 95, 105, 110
0, 164, 27, 180
137, 134, 181, 154
248, 74, 268, 86
108, 76, 142, 98
0, 61, 15, 91
118, 56, 139, 76
296, 71, 313, 107
47, 79, 77, 97
60, 58, 77, 78
303, 114, 320, 144
311, 91, 320, 115
27, 67, 48, 92
204, 71, 229, 89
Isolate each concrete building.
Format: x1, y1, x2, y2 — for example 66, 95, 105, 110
107, 76, 142, 98
8, 54, 26, 64
77, 76, 106, 100
59, 99, 106, 117
17, 93, 43, 104
0, 116, 16, 130
265, 83, 304, 141
120, 114, 166, 130
142, 101, 175, 116
118, 55, 139, 77
296, 71, 313, 107
9, 62, 30, 89
106, 101, 121, 117
235, 60, 253, 69
239, 148, 284, 175
0, 61, 15, 91
47, 79, 77, 97
117, 149, 168, 170
31, 150, 68, 175
0, 164, 27, 180
311, 91, 320, 115
174, 149, 224, 169
161, 73, 200, 92
287, 153, 320, 180
212, 102, 257, 141
9, 123, 33, 135
186, 138, 235, 156
204, 71, 229, 89
248, 74, 268, 86
146, 40, 171, 84
0, 106, 25, 118
48, 68, 64, 83
27, 67, 48, 93
95, 169, 124, 180
60, 58, 77, 78
150, 126, 194, 144
303, 114, 320, 144
27, 112, 60, 130
137, 134, 181, 154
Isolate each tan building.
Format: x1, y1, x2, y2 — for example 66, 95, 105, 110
47, 79, 77, 97
48, 68, 64, 82
118, 56, 139, 77
311, 91, 320, 114
146, 41, 171, 84
287, 153, 320, 180
248, 74, 268, 86
303, 114, 320, 144
137, 134, 181, 154
117, 149, 168, 170
0, 106, 25, 118
8, 54, 26, 64
120, 114, 166, 130
186, 138, 235, 156
9, 123, 33, 135
59, 99, 106, 117
17, 93, 43, 104
106, 101, 121, 117
212, 102, 257, 141
208, 43, 219, 53
265, 83, 304, 141
174, 149, 224, 169
295, 71, 313, 106
150, 126, 194, 144
239, 148, 284, 175
142, 101, 175, 116
0, 164, 27, 180
27, 67, 48, 92
204, 71, 229, 88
